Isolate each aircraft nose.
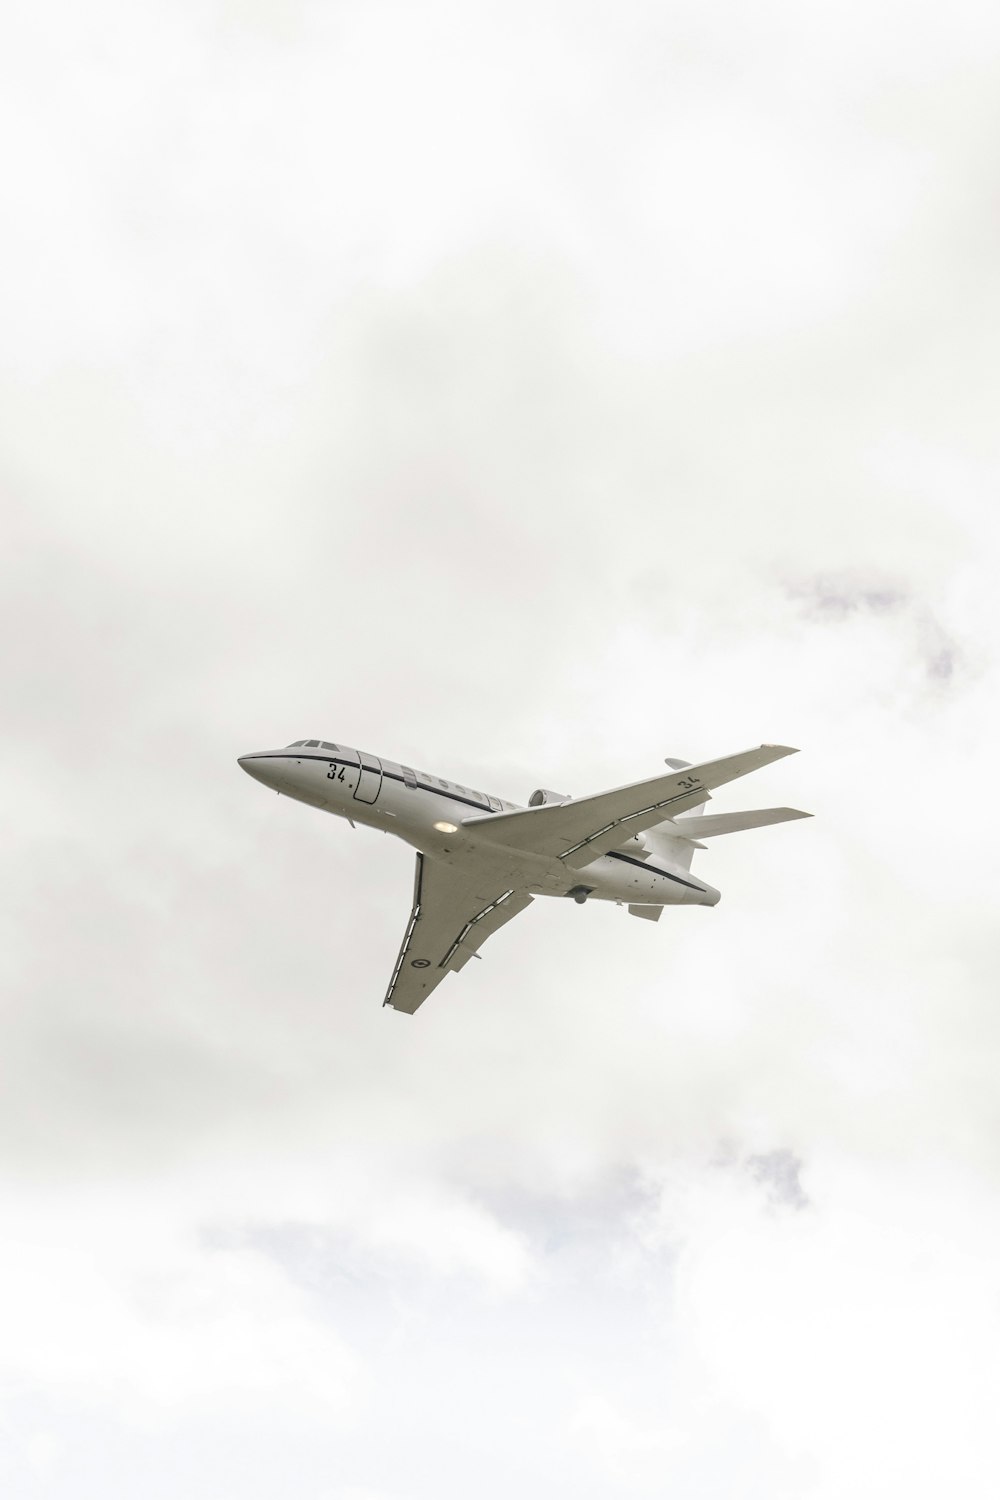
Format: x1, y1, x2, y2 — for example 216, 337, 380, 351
238, 753, 274, 787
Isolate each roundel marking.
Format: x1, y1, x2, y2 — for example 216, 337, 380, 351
411, 959, 431, 969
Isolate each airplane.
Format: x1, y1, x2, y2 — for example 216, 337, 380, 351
238, 739, 809, 1014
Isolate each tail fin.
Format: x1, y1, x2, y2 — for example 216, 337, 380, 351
644, 760, 812, 867
663, 759, 708, 822
641, 757, 709, 871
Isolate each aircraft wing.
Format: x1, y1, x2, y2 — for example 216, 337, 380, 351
383, 853, 533, 1014
462, 745, 798, 870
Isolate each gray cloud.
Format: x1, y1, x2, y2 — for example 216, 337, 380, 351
783, 569, 968, 689
785, 573, 910, 619
745, 1150, 810, 1212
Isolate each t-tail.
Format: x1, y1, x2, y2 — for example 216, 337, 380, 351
643, 755, 810, 871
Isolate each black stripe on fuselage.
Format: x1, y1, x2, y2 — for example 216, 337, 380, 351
606, 850, 707, 893
247, 755, 709, 891
244, 753, 498, 814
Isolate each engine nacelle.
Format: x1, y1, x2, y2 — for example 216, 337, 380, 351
528, 788, 570, 806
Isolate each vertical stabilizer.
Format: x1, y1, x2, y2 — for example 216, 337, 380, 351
643, 757, 708, 870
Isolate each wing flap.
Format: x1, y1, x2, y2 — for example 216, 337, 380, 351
447, 891, 534, 971
383, 854, 533, 1014
462, 745, 798, 868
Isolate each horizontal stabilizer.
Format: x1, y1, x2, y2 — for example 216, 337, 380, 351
671, 807, 811, 839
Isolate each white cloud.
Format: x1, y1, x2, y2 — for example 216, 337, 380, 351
2, 0, 999, 1494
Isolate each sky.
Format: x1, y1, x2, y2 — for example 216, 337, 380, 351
2, 0, 1000, 1495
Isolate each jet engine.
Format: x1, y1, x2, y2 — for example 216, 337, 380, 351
528, 788, 571, 806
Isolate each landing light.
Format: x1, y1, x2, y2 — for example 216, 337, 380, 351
434, 821, 458, 833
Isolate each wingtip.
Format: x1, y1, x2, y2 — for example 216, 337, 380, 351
762, 744, 799, 757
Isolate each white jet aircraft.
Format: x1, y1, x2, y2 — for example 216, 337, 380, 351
238, 740, 809, 1014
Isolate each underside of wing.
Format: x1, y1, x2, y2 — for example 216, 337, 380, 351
461, 745, 799, 869
383, 854, 533, 1015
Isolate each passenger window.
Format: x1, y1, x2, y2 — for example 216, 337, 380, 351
401, 766, 418, 789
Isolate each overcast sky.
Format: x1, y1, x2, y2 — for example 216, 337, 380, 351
3, 1, 1000, 1496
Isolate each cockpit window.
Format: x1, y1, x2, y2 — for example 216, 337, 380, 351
305, 740, 320, 747
320, 741, 339, 751
287, 740, 308, 747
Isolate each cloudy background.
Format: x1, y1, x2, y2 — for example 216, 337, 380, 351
3, 1, 999, 1494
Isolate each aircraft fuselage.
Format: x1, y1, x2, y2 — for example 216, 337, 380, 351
238, 741, 718, 908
